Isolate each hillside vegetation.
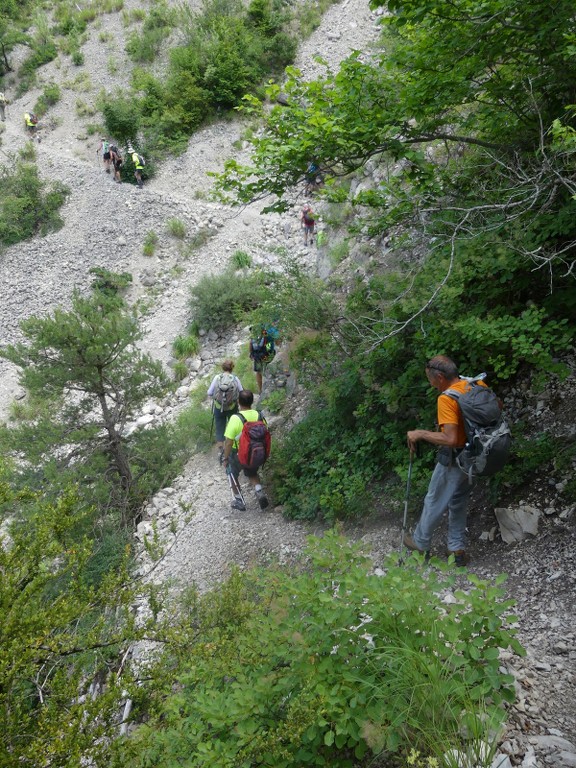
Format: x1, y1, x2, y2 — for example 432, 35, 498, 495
0, 0, 575, 765
216, 0, 576, 519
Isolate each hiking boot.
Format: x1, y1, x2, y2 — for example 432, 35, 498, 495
256, 489, 269, 510
403, 533, 430, 560
231, 497, 246, 511
448, 550, 469, 567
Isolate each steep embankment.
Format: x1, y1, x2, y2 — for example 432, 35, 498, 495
0, 0, 575, 763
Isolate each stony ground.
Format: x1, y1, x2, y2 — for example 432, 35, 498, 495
0, 1, 575, 765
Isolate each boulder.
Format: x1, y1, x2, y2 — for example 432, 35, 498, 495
494, 504, 540, 544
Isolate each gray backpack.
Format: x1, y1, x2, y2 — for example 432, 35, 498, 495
214, 372, 239, 411
444, 376, 512, 482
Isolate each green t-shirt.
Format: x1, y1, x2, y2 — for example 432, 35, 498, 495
224, 409, 263, 448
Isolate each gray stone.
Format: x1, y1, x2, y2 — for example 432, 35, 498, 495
530, 736, 576, 752
494, 504, 540, 543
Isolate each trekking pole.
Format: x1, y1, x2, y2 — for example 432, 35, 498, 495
227, 465, 246, 508
399, 450, 414, 562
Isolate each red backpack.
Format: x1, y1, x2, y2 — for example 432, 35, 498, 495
237, 413, 271, 470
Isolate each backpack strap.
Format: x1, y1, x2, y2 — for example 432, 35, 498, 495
238, 412, 264, 424
458, 373, 487, 384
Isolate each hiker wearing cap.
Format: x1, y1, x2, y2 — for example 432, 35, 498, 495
97, 138, 111, 173
207, 359, 242, 462
129, 145, 144, 188
404, 355, 489, 567
222, 389, 270, 511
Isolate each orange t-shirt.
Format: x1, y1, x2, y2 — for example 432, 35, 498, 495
437, 379, 487, 447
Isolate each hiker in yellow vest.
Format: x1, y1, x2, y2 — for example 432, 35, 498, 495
128, 145, 144, 188
24, 112, 38, 135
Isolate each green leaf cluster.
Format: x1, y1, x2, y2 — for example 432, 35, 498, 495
112, 532, 522, 767
0, 472, 145, 765
188, 267, 268, 331
0, 153, 69, 246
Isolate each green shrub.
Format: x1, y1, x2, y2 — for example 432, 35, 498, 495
260, 388, 285, 413
17, 41, 58, 94
189, 270, 267, 331
167, 218, 186, 239
89, 267, 133, 295
71, 49, 85, 66
172, 333, 200, 358
112, 532, 522, 767
76, 99, 96, 118
126, 2, 176, 63
231, 249, 252, 269
102, 97, 140, 146
296, 2, 322, 37
0, 158, 69, 246
34, 83, 61, 116
143, 231, 159, 257
172, 360, 189, 381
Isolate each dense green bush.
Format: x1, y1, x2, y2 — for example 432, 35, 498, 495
126, 2, 176, 63
262, 220, 576, 520
17, 41, 58, 93
189, 269, 267, 331
102, 97, 140, 146
0, 156, 69, 246
34, 82, 61, 116
112, 532, 522, 767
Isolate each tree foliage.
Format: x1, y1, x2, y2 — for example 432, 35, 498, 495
0, 282, 170, 522
215, 0, 576, 272
0, 471, 143, 766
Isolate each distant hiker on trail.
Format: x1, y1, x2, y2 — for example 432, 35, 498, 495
304, 161, 322, 195
97, 138, 111, 173
404, 355, 498, 568
207, 359, 242, 463
301, 204, 315, 246
0, 92, 7, 122
128, 145, 145, 188
24, 112, 38, 136
110, 143, 123, 182
223, 389, 270, 511
249, 323, 278, 395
